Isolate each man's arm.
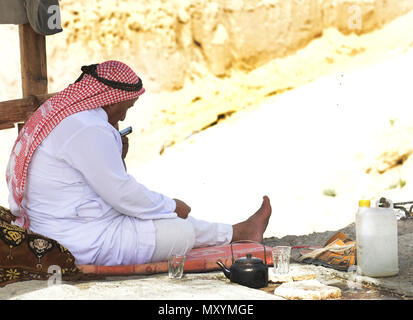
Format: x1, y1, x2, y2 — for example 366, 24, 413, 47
60, 125, 177, 220
113, 122, 128, 170
113, 123, 191, 219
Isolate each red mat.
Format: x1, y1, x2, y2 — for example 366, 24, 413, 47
78, 243, 273, 276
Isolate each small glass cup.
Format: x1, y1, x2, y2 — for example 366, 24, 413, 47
168, 254, 186, 279
272, 246, 291, 275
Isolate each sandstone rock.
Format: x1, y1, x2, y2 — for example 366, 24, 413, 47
269, 272, 293, 283
274, 279, 341, 300
269, 267, 317, 283
291, 270, 317, 281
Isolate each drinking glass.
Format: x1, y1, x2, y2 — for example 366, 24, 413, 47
272, 246, 291, 274
168, 254, 186, 279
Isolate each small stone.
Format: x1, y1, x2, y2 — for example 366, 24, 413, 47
268, 267, 317, 283
274, 279, 341, 300
269, 272, 293, 283
291, 270, 317, 281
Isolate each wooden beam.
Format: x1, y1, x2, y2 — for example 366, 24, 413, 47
0, 123, 15, 130
0, 93, 56, 128
19, 23, 48, 96
17, 23, 48, 131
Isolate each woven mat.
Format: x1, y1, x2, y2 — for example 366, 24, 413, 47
78, 243, 273, 276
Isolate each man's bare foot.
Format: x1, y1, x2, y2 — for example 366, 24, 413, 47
231, 196, 272, 244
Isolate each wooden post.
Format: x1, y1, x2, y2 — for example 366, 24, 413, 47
18, 23, 48, 132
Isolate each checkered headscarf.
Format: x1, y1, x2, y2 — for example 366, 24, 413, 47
6, 60, 145, 229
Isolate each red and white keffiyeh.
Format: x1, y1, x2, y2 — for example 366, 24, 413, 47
6, 60, 145, 229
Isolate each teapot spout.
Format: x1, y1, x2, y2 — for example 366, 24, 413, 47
216, 260, 231, 280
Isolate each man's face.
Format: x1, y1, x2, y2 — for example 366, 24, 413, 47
104, 98, 138, 126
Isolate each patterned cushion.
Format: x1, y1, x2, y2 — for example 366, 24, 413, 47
0, 205, 84, 287
0, 206, 15, 224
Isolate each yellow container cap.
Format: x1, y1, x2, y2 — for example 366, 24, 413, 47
359, 200, 371, 207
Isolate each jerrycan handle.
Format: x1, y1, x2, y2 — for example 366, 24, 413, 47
230, 240, 267, 266
377, 197, 394, 209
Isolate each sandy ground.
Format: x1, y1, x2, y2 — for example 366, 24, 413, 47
1, 10, 413, 239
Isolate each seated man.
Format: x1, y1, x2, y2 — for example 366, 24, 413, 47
6, 61, 272, 266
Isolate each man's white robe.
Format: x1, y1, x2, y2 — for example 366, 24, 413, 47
10, 108, 179, 265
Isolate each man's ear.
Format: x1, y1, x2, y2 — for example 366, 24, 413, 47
102, 103, 115, 113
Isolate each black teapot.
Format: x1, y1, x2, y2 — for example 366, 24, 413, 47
216, 241, 268, 289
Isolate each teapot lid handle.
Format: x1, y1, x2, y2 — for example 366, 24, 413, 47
230, 240, 267, 266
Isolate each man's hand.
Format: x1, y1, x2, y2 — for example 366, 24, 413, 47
121, 135, 129, 160
174, 199, 191, 219
113, 122, 129, 160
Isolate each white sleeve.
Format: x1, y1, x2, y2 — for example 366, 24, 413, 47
60, 125, 177, 220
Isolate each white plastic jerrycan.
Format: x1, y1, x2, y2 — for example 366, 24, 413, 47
356, 199, 399, 277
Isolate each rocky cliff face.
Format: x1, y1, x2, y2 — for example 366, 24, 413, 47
45, 0, 413, 92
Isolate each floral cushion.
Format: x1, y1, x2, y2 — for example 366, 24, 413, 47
0, 206, 84, 287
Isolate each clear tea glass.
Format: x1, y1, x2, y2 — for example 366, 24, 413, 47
168, 254, 186, 279
272, 246, 291, 274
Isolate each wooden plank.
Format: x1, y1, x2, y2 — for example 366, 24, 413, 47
16, 23, 48, 131
0, 93, 56, 128
19, 23, 48, 97
0, 123, 15, 130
